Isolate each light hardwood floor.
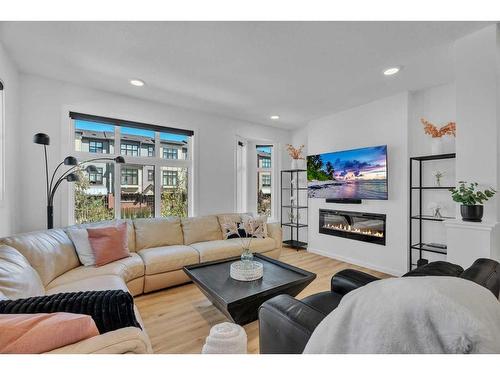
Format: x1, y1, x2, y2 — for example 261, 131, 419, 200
135, 248, 389, 354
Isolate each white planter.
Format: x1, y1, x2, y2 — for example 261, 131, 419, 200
441, 135, 456, 154
431, 136, 455, 155
431, 138, 443, 155
291, 159, 298, 170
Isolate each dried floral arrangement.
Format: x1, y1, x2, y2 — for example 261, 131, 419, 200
286, 144, 305, 160
421, 118, 456, 138
221, 217, 265, 251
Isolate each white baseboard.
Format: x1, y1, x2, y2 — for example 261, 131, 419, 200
307, 247, 403, 276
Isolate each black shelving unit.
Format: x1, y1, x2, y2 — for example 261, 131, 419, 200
409, 153, 456, 270
281, 169, 308, 250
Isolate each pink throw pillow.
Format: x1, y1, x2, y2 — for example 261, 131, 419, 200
87, 222, 130, 266
0, 313, 99, 353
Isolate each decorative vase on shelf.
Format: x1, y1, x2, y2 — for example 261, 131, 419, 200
441, 135, 456, 154
290, 159, 298, 170
431, 138, 443, 155
434, 207, 443, 219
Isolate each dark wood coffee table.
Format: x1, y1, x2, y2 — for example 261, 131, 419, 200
183, 253, 316, 325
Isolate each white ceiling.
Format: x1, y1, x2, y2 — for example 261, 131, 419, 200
0, 21, 491, 129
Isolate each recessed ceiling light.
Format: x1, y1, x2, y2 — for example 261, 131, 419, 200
130, 79, 145, 87
383, 67, 401, 76
270, 115, 280, 120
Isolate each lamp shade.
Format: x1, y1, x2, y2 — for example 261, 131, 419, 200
33, 133, 50, 145
85, 165, 98, 173
66, 173, 80, 182
115, 156, 125, 164
63, 156, 78, 166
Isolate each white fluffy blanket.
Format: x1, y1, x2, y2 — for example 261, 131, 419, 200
304, 276, 500, 354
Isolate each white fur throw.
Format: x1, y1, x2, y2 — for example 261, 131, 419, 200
202, 322, 247, 354
304, 276, 500, 354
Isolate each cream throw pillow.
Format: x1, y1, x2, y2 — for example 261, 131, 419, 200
133, 217, 184, 250
66, 228, 95, 266
0, 245, 45, 299
182, 216, 223, 245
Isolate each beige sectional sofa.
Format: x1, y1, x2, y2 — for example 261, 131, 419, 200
0, 214, 283, 354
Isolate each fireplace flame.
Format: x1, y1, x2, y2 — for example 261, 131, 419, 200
323, 223, 384, 238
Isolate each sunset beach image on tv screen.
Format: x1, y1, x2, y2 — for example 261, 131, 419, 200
307, 145, 388, 200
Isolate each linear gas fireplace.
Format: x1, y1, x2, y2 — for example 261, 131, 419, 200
319, 209, 386, 246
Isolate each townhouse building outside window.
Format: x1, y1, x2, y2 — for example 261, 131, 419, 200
121, 168, 139, 185
162, 170, 178, 187
71, 113, 193, 224
147, 146, 154, 157
121, 143, 139, 156
163, 147, 178, 159
262, 174, 271, 187
89, 140, 104, 153
88, 167, 103, 185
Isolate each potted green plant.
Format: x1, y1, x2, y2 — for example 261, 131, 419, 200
449, 181, 496, 222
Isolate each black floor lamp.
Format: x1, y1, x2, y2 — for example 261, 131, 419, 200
33, 133, 125, 229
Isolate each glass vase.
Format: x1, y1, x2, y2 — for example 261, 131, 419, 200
241, 248, 254, 263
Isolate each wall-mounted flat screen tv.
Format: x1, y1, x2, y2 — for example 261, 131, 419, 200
307, 145, 388, 200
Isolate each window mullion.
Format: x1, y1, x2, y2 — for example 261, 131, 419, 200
154, 132, 161, 217
115, 126, 121, 219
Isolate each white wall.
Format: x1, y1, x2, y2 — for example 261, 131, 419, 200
443, 24, 500, 267
454, 25, 500, 223
304, 93, 409, 276
17, 74, 290, 233
0, 42, 20, 236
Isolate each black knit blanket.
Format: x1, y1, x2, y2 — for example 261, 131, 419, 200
0, 290, 141, 334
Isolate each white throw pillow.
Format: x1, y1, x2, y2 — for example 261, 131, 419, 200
67, 228, 95, 266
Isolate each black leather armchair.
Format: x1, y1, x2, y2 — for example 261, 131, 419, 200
258, 258, 500, 354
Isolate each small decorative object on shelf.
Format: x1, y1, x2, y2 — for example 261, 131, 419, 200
221, 216, 266, 281
288, 210, 300, 224
428, 202, 443, 219
286, 144, 305, 170
434, 171, 444, 187
449, 181, 496, 222
421, 118, 456, 155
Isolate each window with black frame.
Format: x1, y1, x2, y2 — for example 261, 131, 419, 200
71, 112, 193, 223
